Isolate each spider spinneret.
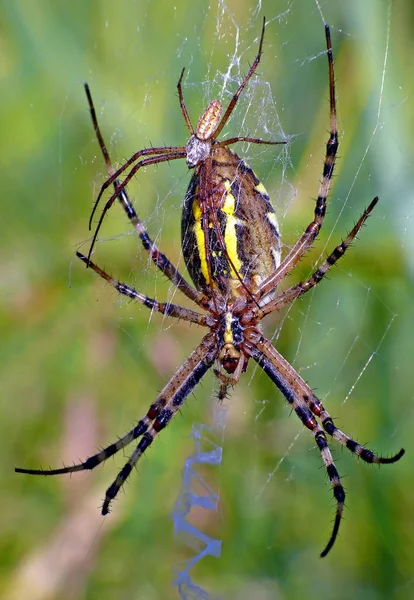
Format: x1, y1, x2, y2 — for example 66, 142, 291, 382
16, 19, 404, 557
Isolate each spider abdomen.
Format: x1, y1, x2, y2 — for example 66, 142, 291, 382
181, 146, 280, 298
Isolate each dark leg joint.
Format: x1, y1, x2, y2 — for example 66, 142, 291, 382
322, 417, 335, 436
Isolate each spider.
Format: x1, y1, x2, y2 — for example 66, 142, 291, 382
16, 20, 404, 557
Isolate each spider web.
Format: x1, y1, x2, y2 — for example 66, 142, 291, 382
78, 0, 409, 597
142, 2, 409, 598
6, 0, 412, 599
118, 2, 408, 597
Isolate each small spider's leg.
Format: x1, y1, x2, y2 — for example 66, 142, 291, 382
85, 84, 207, 308
76, 253, 208, 326
89, 147, 184, 231
258, 197, 379, 319
213, 16, 266, 140
256, 24, 338, 302
15, 416, 154, 477
88, 151, 186, 263
197, 157, 221, 312
85, 83, 112, 170
101, 332, 218, 514
177, 68, 194, 134
218, 136, 286, 148
249, 335, 345, 557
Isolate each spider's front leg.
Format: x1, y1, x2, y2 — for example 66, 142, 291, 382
256, 24, 338, 302
84, 84, 207, 308
258, 196, 379, 318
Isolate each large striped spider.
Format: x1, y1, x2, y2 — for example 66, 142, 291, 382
16, 20, 404, 556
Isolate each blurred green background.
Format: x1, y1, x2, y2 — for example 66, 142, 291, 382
2, 1, 413, 599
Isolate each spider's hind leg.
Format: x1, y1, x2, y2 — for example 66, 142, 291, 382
101, 333, 218, 514
251, 337, 346, 556
251, 335, 404, 557
16, 333, 218, 516
15, 409, 157, 478
307, 393, 405, 465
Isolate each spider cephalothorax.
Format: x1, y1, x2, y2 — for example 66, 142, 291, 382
16, 19, 404, 557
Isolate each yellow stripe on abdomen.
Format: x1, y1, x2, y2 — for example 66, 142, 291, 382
192, 200, 211, 285
222, 181, 243, 279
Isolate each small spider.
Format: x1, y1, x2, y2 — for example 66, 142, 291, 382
16, 19, 404, 557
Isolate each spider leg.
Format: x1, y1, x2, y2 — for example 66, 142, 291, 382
250, 334, 404, 556
84, 85, 206, 308
306, 394, 404, 465
87, 151, 186, 264
16, 332, 218, 515
256, 24, 338, 301
259, 197, 379, 319
213, 16, 266, 140
89, 146, 184, 233
249, 335, 344, 557
15, 416, 153, 477
176, 68, 194, 134
257, 331, 405, 466
76, 253, 208, 326
217, 136, 286, 148
199, 157, 220, 314
102, 333, 218, 514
